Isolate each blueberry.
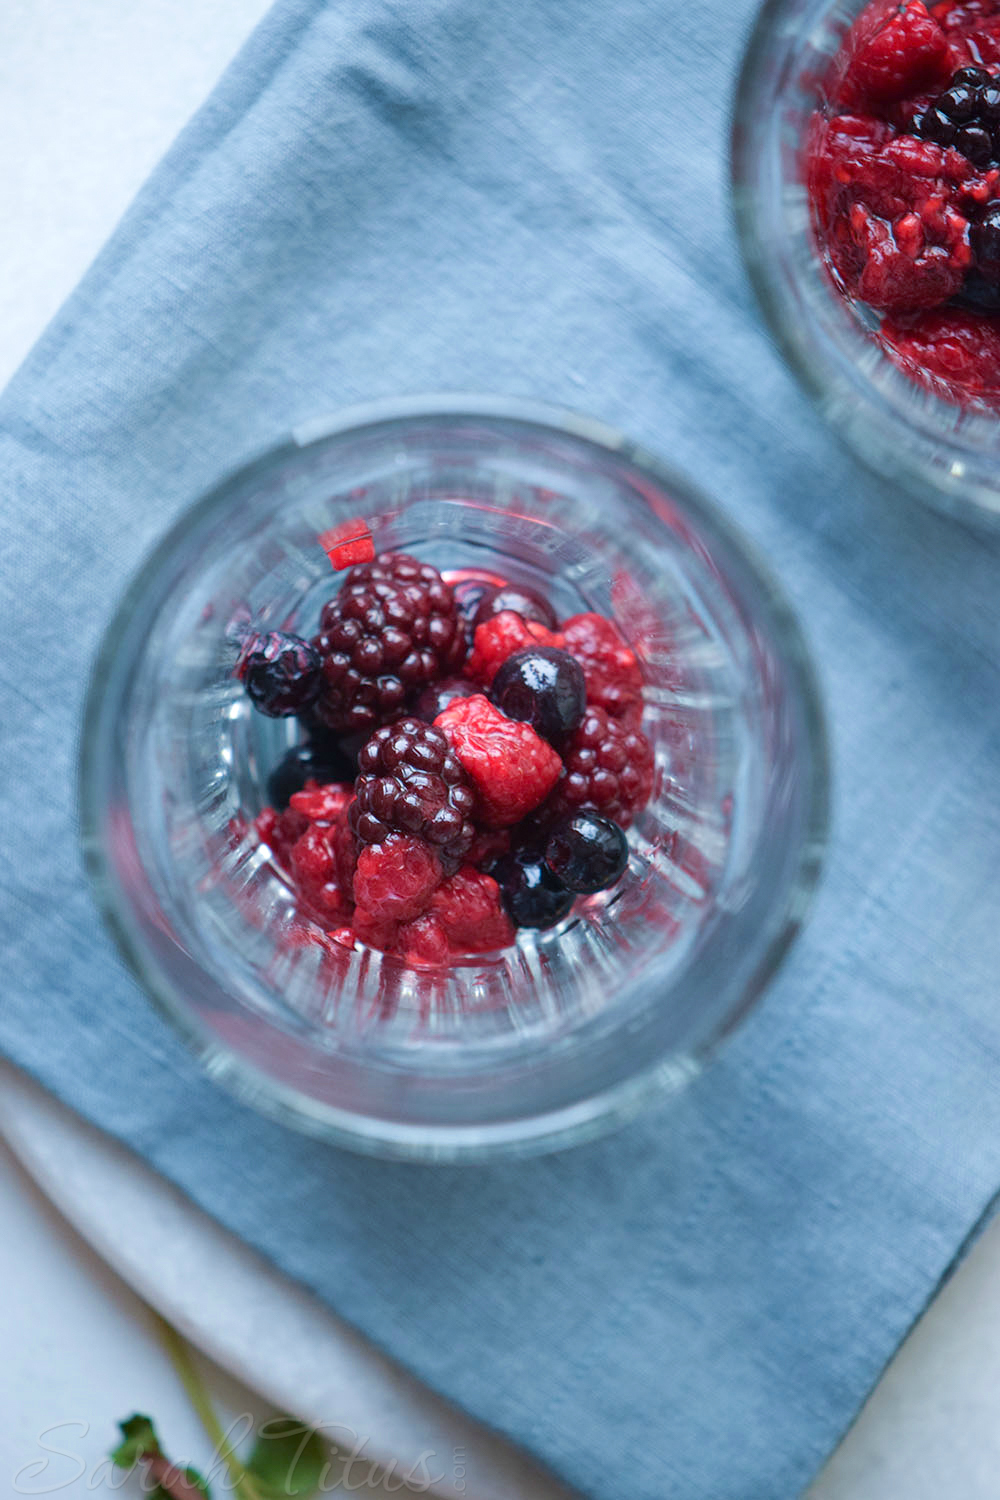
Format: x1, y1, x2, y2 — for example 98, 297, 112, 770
412, 677, 480, 722
543, 814, 629, 894
972, 201, 1000, 280
954, 66, 992, 89
490, 647, 585, 744
495, 850, 575, 929
940, 84, 977, 122
242, 632, 323, 718
266, 740, 354, 810
473, 583, 559, 631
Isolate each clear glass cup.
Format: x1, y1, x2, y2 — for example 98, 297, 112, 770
733, 0, 1000, 526
79, 397, 828, 1160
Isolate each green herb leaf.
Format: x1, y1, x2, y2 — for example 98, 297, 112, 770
110, 1412, 162, 1468
244, 1416, 326, 1498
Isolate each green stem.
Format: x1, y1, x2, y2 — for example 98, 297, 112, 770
152, 1312, 263, 1500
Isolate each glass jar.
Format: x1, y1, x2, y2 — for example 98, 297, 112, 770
79, 397, 828, 1160
733, 0, 1000, 526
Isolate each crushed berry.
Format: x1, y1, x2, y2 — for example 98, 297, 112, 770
807, 0, 1000, 406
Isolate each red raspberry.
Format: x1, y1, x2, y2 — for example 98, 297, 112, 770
465, 611, 564, 686
254, 803, 309, 867
465, 826, 512, 868
397, 913, 450, 966
841, 0, 950, 108
434, 694, 562, 828
289, 823, 337, 886
882, 303, 1000, 402
288, 782, 354, 824
352, 834, 443, 920
430, 866, 517, 952
809, 115, 996, 311
542, 706, 654, 829
351, 905, 399, 953
561, 613, 644, 721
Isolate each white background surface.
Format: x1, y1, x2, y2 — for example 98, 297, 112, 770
4, 2, 1000, 1496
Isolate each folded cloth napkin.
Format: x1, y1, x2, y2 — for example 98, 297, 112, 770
4, 0, 1000, 1494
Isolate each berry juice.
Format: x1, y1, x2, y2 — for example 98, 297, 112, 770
806, 0, 1000, 407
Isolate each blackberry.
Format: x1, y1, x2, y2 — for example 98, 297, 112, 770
490, 647, 586, 744
971, 200, 1000, 284
494, 849, 574, 930
915, 67, 1000, 167
544, 813, 629, 894
349, 717, 475, 865
543, 705, 654, 829
311, 552, 466, 735
240, 632, 323, 718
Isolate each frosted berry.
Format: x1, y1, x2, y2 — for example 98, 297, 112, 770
267, 740, 355, 810
434, 694, 562, 828
494, 849, 575, 930
241, 632, 323, 718
490, 647, 586, 744
543, 705, 654, 829
544, 813, 629, 894
466, 610, 565, 686
312, 552, 466, 734
350, 718, 475, 864
353, 834, 443, 921
473, 582, 559, 631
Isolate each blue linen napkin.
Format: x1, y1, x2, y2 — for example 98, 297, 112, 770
4, 0, 1000, 1494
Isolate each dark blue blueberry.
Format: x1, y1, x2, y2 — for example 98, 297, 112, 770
242, 632, 323, 718
266, 740, 355, 810
490, 647, 585, 744
412, 677, 480, 723
543, 814, 629, 894
494, 849, 575, 929
473, 582, 559, 631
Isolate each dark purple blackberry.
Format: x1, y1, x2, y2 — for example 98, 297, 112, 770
473, 582, 559, 631
311, 552, 467, 735
494, 849, 574, 930
412, 676, 480, 722
349, 717, 475, 864
266, 740, 356, 810
915, 67, 1000, 167
241, 632, 323, 718
490, 647, 586, 744
543, 814, 629, 894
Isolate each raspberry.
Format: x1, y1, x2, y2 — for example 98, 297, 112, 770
809, 115, 996, 311
430, 866, 516, 952
397, 913, 450, 966
312, 552, 466, 734
352, 834, 443, 920
466, 611, 564, 686
434, 694, 562, 828
255, 802, 309, 867
351, 904, 399, 953
289, 823, 337, 886
842, 0, 950, 107
288, 781, 354, 824
465, 826, 511, 868
882, 303, 1000, 401
239, 631, 323, 718
542, 706, 654, 829
349, 718, 475, 864
561, 613, 644, 721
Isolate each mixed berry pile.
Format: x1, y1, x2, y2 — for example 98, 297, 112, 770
807, 0, 1000, 405
238, 547, 654, 968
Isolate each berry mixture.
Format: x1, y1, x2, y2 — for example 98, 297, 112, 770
807, 0, 1000, 406
242, 547, 658, 966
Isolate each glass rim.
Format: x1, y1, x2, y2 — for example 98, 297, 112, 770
77, 393, 831, 1160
